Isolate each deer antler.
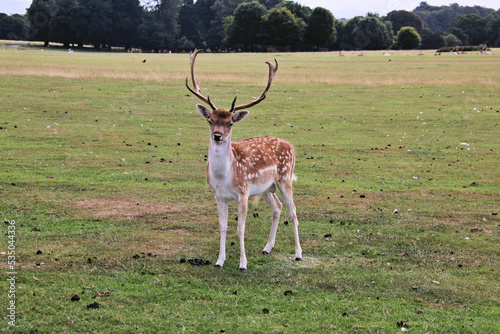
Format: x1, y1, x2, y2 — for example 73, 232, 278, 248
230, 58, 278, 113
186, 49, 217, 110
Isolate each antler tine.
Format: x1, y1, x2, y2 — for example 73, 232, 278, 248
231, 58, 278, 113
186, 49, 217, 110
230, 93, 238, 112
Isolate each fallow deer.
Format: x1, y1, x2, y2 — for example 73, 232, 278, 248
186, 49, 302, 270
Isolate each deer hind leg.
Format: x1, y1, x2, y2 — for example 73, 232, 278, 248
277, 181, 302, 261
262, 190, 282, 255
215, 200, 228, 267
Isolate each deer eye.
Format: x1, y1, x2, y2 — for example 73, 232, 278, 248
207, 119, 212, 125
228, 123, 233, 127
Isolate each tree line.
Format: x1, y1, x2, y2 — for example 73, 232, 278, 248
0, 0, 499, 51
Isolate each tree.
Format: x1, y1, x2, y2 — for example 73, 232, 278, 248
137, 11, 168, 51
385, 10, 423, 35
70, 0, 113, 48
24, 0, 143, 49
413, 2, 494, 32
419, 28, 445, 49
485, 10, 500, 46
208, 0, 247, 48
447, 27, 465, 45
276, 1, 311, 23
178, 35, 195, 50
178, 0, 202, 47
26, 0, 59, 46
0, 14, 28, 40
109, 0, 143, 50
443, 33, 461, 47
304, 7, 335, 50
329, 18, 345, 50
338, 16, 361, 50
451, 14, 487, 45
136, 0, 182, 51
260, 7, 305, 51
340, 16, 393, 50
224, 1, 267, 51
156, 0, 182, 49
49, 0, 77, 47
396, 26, 421, 49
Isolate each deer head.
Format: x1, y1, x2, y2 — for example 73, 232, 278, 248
186, 49, 278, 143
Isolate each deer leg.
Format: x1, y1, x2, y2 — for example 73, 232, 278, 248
237, 196, 249, 270
277, 182, 302, 261
215, 200, 228, 267
262, 191, 282, 254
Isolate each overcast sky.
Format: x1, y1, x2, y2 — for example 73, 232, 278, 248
1, 0, 499, 19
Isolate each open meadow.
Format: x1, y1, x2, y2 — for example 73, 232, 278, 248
0, 46, 499, 333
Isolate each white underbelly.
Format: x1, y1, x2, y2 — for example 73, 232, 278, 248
248, 180, 275, 197
208, 164, 278, 201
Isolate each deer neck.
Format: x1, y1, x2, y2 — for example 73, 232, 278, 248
208, 134, 234, 178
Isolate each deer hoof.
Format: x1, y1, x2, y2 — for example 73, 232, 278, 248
262, 251, 269, 255
214, 264, 222, 268
295, 257, 302, 261
239, 267, 247, 271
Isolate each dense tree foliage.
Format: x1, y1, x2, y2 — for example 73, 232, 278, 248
485, 10, 500, 47
304, 7, 335, 50
0, 13, 26, 40
26, 0, 58, 46
396, 26, 421, 50
1, 1, 498, 51
418, 28, 444, 49
260, 7, 305, 51
450, 14, 487, 46
339, 16, 393, 50
443, 33, 462, 47
385, 10, 423, 35
224, 2, 267, 51
276, 1, 311, 23
413, 2, 494, 32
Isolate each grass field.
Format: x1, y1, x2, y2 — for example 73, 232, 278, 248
0, 46, 499, 333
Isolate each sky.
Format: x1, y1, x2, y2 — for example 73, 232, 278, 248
1, 0, 499, 19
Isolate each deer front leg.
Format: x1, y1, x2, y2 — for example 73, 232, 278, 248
237, 196, 249, 270
215, 200, 228, 267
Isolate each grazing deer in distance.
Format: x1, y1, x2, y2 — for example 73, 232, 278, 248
186, 49, 302, 270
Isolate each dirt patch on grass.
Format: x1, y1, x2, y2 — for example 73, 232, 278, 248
72, 199, 180, 219
124, 229, 190, 256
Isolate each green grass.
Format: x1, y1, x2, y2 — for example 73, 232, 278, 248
0, 47, 499, 333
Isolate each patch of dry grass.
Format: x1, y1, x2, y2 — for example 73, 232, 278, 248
70, 199, 180, 219
1, 48, 499, 87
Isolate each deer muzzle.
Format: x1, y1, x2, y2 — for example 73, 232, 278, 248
212, 131, 223, 142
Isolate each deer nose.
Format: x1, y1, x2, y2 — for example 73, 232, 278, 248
213, 132, 223, 142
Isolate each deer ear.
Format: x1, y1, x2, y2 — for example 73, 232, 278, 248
197, 104, 211, 119
233, 110, 249, 123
